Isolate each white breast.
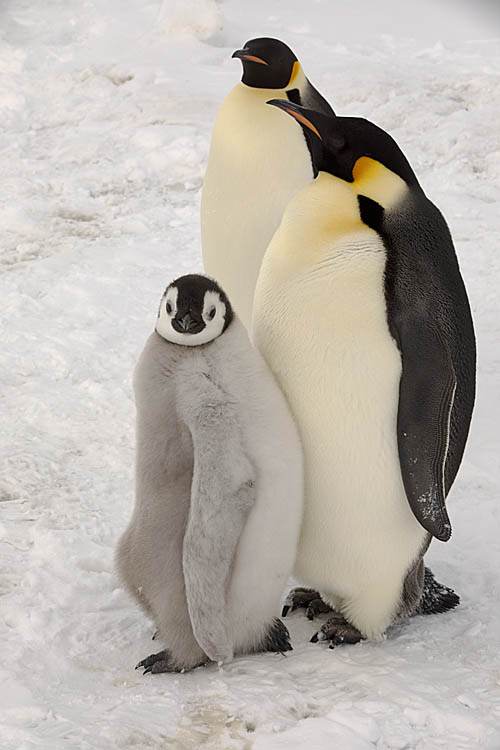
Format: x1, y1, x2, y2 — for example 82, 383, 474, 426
253, 223, 427, 634
201, 82, 313, 329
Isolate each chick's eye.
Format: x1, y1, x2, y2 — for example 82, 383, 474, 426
166, 302, 172, 314
208, 306, 216, 320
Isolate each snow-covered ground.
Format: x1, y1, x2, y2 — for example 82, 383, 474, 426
1, 1, 500, 747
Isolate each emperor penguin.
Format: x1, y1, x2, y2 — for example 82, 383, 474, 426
116, 274, 303, 672
201, 37, 334, 329
252, 101, 475, 647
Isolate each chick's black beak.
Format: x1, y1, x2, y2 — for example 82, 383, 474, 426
232, 48, 268, 65
171, 310, 205, 335
178, 312, 195, 331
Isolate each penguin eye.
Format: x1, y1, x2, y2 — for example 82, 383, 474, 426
166, 302, 172, 315
208, 306, 216, 320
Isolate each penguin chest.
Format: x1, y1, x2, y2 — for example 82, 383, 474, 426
254, 229, 426, 595
201, 84, 313, 327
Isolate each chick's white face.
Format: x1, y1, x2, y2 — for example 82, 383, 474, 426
155, 285, 228, 346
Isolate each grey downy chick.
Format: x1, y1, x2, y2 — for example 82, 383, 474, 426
115, 274, 303, 673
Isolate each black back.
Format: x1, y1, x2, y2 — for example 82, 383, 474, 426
287, 79, 335, 117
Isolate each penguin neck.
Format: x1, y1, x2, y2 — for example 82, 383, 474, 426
285, 64, 307, 93
283, 172, 362, 236
351, 157, 409, 210
273, 172, 369, 270
236, 81, 285, 101
236, 64, 309, 103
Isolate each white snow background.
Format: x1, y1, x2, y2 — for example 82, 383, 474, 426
1, 1, 500, 748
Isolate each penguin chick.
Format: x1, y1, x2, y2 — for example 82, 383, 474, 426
116, 274, 303, 672
253, 102, 474, 646
201, 37, 334, 329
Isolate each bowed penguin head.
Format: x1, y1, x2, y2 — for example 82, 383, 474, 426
266, 99, 419, 190
232, 37, 300, 90
155, 274, 233, 347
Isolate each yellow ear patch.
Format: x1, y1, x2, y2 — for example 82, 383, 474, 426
287, 61, 300, 87
352, 157, 408, 210
352, 157, 383, 182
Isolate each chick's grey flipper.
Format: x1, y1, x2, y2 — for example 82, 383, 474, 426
180, 372, 256, 663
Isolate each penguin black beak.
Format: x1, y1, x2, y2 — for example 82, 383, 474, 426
172, 312, 204, 335
232, 48, 268, 65
267, 99, 323, 140
178, 313, 195, 331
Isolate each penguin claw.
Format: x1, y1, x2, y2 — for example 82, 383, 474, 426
282, 588, 332, 619
311, 614, 362, 648
310, 630, 327, 643
135, 649, 175, 674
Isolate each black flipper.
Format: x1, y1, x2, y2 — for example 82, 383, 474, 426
397, 317, 456, 541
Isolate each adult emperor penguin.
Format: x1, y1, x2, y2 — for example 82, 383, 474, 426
116, 274, 303, 672
252, 101, 475, 646
201, 37, 334, 329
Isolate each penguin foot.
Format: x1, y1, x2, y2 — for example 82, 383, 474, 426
416, 567, 460, 615
282, 588, 332, 620
260, 617, 293, 654
310, 613, 363, 649
136, 649, 177, 674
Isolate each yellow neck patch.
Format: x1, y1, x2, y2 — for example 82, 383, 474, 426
351, 157, 407, 210
287, 61, 300, 88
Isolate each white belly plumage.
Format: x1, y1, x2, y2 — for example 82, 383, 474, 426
253, 229, 427, 637
201, 83, 313, 329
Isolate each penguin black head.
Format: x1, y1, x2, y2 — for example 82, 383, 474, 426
155, 274, 233, 347
266, 99, 419, 188
232, 38, 299, 90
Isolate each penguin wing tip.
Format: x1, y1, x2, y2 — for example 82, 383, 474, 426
435, 519, 452, 542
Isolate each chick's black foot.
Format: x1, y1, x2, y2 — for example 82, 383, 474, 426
260, 617, 292, 654
135, 649, 177, 674
282, 587, 333, 620
310, 613, 363, 648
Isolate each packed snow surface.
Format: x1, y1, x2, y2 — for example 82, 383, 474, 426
1, 1, 500, 748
